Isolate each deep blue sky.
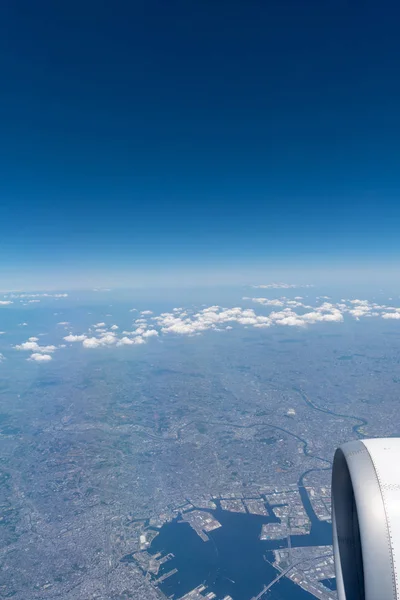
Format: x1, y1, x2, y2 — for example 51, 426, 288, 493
1, 0, 400, 288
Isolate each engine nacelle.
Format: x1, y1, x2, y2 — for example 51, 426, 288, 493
332, 438, 400, 600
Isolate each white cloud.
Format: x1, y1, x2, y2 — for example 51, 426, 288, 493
82, 332, 118, 348
99, 333, 118, 345
0, 300, 13, 305
116, 336, 146, 346
116, 336, 135, 346
82, 338, 102, 348
15, 341, 57, 353
253, 283, 313, 289
29, 353, 52, 362
276, 316, 306, 326
244, 297, 285, 307
302, 310, 343, 323
0, 332, 5, 335
64, 334, 87, 342
27, 299, 40, 303
140, 310, 153, 315
57, 321, 70, 325
142, 329, 159, 338
15, 295, 400, 361
9, 292, 68, 299
0, 353, 5, 361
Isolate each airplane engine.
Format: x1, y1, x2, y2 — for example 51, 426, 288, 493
332, 438, 400, 600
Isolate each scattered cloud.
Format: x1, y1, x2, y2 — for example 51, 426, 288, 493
82, 332, 118, 348
252, 283, 314, 289
116, 336, 145, 346
82, 338, 102, 348
0, 353, 5, 362
142, 329, 159, 338
8, 293, 68, 299
28, 353, 52, 362
0, 300, 13, 305
15, 341, 57, 353
243, 297, 285, 307
10, 294, 400, 362
64, 334, 87, 342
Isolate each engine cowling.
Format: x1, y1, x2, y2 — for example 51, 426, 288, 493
332, 438, 400, 600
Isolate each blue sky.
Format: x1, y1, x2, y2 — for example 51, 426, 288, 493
1, 0, 400, 289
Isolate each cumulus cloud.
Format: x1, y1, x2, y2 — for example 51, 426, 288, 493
244, 297, 285, 307
82, 332, 118, 348
29, 353, 52, 362
15, 341, 57, 353
14, 294, 400, 362
27, 300, 40, 303
142, 329, 159, 338
57, 321, 70, 325
82, 338, 102, 348
64, 334, 87, 342
0, 300, 13, 305
116, 336, 145, 346
100, 333, 118, 345
140, 310, 153, 315
155, 306, 273, 335
116, 336, 135, 346
83, 331, 146, 348
0, 353, 5, 361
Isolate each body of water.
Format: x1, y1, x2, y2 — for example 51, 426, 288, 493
148, 496, 332, 600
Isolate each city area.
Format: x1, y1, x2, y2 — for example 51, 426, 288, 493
2, 294, 400, 599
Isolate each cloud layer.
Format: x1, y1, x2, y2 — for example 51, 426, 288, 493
11, 294, 400, 363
